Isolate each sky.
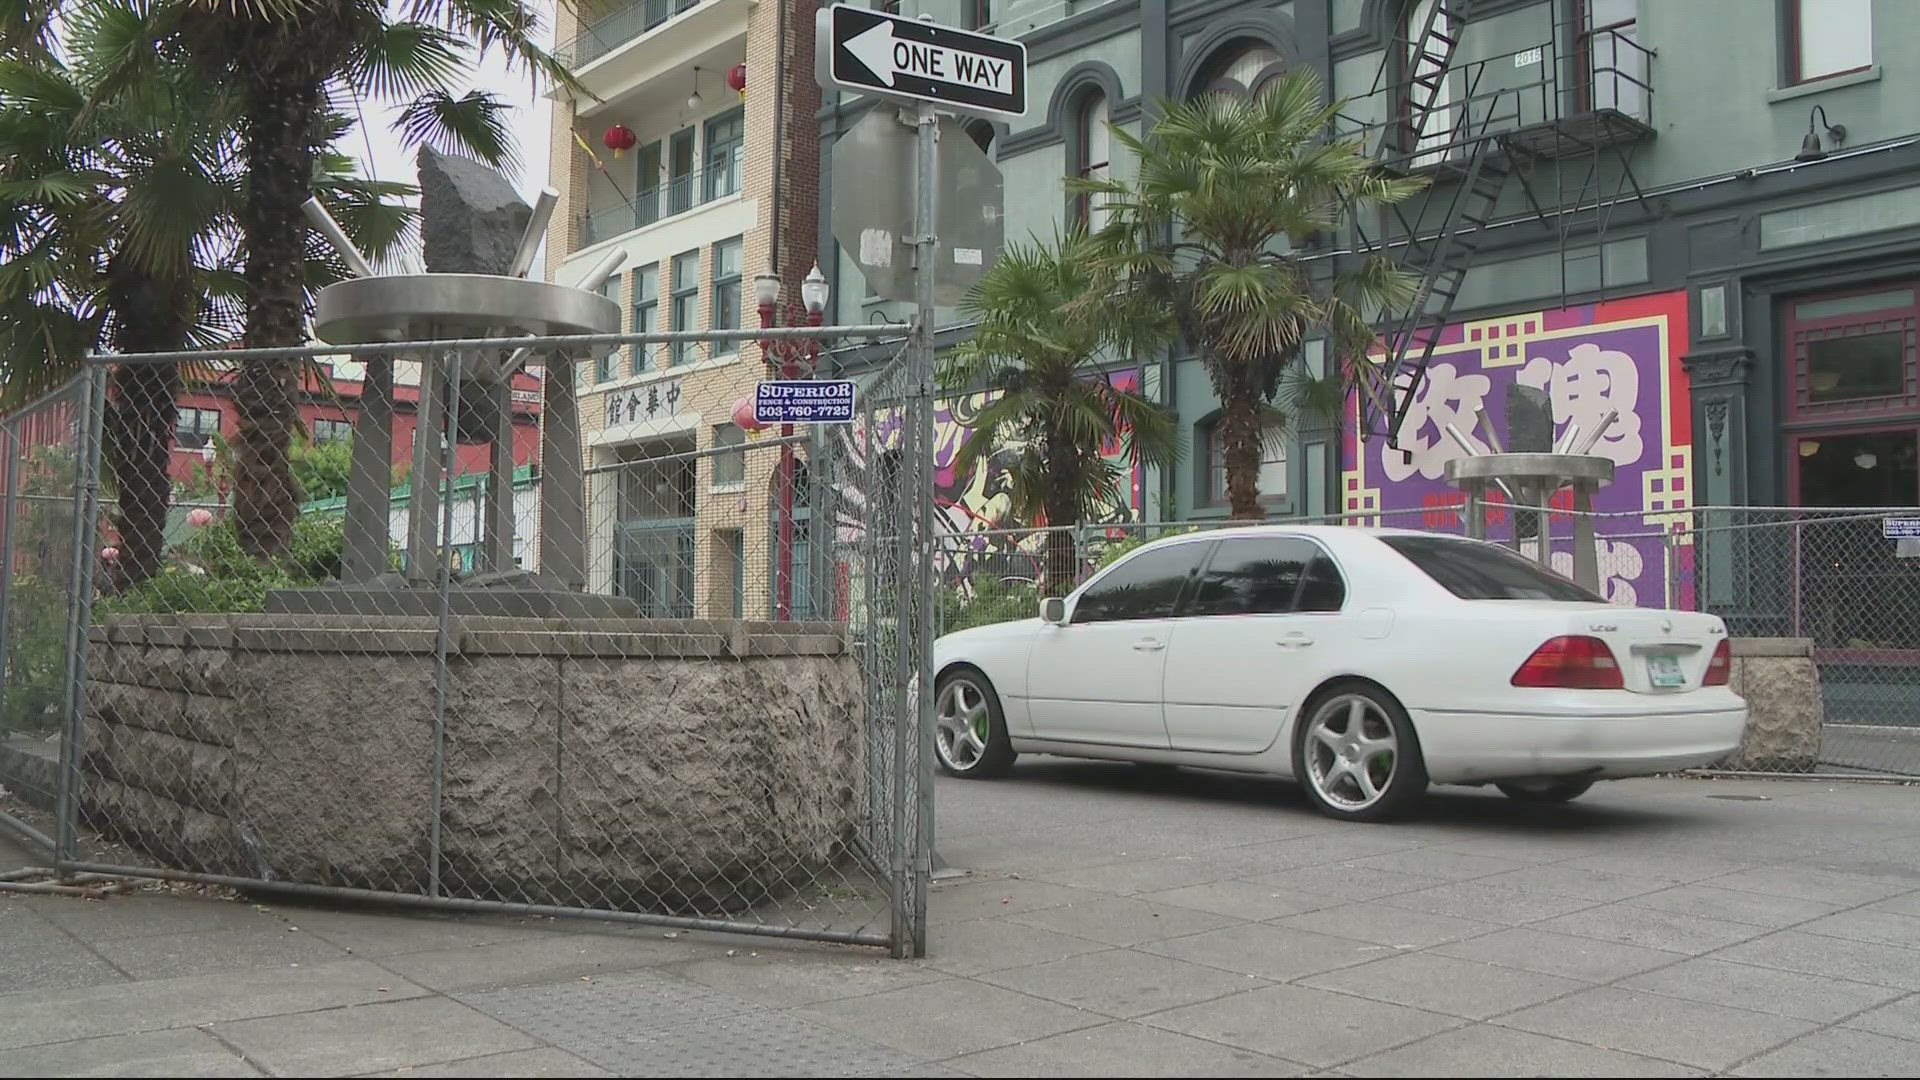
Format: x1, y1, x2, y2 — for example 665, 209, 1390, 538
346, 1, 560, 277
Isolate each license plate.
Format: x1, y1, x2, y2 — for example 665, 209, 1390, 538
1647, 654, 1686, 688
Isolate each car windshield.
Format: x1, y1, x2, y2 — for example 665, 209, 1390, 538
1380, 535, 1605, 603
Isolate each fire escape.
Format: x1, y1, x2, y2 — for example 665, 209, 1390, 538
1336, 0, 1658, 448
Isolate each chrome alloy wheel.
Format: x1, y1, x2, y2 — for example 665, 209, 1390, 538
935, 677, 991, 772
1304, 694, 1400, 811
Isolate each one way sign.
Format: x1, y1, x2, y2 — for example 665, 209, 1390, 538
821, 5, 1027, 119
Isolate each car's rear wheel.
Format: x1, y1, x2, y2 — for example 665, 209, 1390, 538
934, 668, 1015, 779
1496, 779, 1594, 804
1294, 683, 1428, 822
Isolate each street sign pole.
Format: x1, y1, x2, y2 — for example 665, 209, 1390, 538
908, 95, 939, 961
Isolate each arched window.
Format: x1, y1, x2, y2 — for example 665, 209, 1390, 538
1072, 90, 1112, 229
1201, 43, 1285, 99
964, 119, 995, 156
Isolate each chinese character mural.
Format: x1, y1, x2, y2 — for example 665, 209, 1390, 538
1343, 292, 1694, 607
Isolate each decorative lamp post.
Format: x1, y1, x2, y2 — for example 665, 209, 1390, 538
198, 441, 227, 516
758, 265, 829, 621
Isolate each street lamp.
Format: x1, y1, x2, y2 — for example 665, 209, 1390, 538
758, 265, 831, 621
198, 441, 227, 516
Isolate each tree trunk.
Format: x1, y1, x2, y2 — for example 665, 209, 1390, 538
1040, 430, 1082, 596
1218, 392, 1266, 520
102, 363, 179, 589
101, 265, 195, 589
230, 76, 325, 558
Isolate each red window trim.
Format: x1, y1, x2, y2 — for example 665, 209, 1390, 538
1782, 282, 1918, 424
1785, 0, 1874, 87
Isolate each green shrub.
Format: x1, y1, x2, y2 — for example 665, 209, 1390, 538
290, 438, 353, 502
940, 575, 1041, 633
2, 575, 72, 735
1092, 526, 1202, 571
99, 514, 347, 616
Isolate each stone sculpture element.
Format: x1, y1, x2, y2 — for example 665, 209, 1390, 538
418, 146, 534, 276
1505, 383, 1555, 454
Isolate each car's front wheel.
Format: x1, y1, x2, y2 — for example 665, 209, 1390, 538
1496, 779, 1594, 804
934, 668, 1015, 779
1293, 682, 1428, 822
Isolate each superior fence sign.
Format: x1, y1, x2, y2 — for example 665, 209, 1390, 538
1884, 518, 1920, 539
755, 380, 857, 425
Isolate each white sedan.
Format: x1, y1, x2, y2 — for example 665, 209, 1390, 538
931, 526, 1748, 822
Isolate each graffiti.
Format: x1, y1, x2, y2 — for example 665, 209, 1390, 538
1346, 294, 1692, 608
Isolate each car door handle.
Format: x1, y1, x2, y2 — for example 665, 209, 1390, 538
1132, 639, 1166, 652
1278, 633, 1315, 649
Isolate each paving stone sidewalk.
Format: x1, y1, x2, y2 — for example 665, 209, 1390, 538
3, 769, 1919, 1077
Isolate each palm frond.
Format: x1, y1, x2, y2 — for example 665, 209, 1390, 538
392, 87, 519, 174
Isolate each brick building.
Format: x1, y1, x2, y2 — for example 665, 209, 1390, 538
545, 0, 823, 618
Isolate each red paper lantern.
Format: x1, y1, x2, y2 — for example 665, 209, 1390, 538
726, 63, 748, 99
732, 396, 767, 432
602, 124, 637, 158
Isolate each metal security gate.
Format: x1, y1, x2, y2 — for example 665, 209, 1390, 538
0, 323, 938, 956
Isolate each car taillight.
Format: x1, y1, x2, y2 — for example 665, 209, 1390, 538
1511, 636, 1624, 690
1704, 639, 1732, 686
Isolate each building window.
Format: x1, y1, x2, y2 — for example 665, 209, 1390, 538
1401, 0, 1456, 163
669, 250, 700, 366
1200, 417, 1288, 505
717, 528, 745, 618
613, 444, 697, 617
631, 264, 659, 373
1788, 0, 1873, 85
704, 108, 744, 201
175, 406, 221, 449
966, 0, 991, 30
965, 119, 994, 155
712, 236, 743, 343
668, 127, 697, 214
312, 418, 353, 445
712, 423, 746, 487
596, 273, 625, 381
1073, 91, 1111, 230
1785, 284, 1920, 510
1578, 0, 1646, 118
634, 140, 663, 227
1202, 43, 1283, 99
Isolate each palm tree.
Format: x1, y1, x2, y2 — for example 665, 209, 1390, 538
942, 231, 1179, 596
165, 0, 574, 557
1072, 67, 1426, 519
0, 0, 414, 585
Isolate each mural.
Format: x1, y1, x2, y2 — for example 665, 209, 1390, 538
1342, 292, 1694, 607
842, 368, 1146, 588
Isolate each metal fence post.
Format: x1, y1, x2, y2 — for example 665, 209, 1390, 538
0, 421, 20, 726
1790, 516, 1804, 640
54, 367, 107, 865
429, 349, 465, 900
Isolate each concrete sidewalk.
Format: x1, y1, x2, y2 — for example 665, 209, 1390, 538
3, 770, 1920, 1077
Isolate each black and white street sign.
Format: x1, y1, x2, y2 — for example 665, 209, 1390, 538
756, 380, 858, 425
821, 4, 1027, 118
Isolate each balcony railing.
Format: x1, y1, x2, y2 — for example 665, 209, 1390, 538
578, 161, 744, 246
562, 0, 705, 68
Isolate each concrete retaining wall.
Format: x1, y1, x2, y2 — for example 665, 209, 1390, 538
1716, 637, 1823, 772
81, 615, 866, 912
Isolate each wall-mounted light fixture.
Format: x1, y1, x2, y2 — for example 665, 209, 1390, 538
1795, 105, 1847, 162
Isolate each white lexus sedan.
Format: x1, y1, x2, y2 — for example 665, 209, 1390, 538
931, 526, 1748, 822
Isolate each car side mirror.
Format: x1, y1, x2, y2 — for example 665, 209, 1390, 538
1039, 597, 1067, 626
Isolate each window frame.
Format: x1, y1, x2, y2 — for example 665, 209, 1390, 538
595, 273, 626, 381
1068, 537, 1211, 625
1783, 282, 1919, 425
711, 422, 746, 489
311, 417, 354, 446
669, 249, 701, 366
634, 140, 664, 227
1199, 415, 1289, 506
1071, 90, 1111, 230
1786, 0, 1874, 86
711, 235, 743, 348
703, 107, 745, 202
668, 127, 697, 215
631, 264, 660, 374
174, 406, 222, 449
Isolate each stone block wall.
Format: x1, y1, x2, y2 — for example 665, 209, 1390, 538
81, 615, 866, 912
1715, 637, 1823, 772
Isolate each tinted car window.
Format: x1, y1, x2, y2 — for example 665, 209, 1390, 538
1073, 542, 1206, 623
1296, 553, 1348, 612
1382, 534, 1603, 602
1187, 538, 1317, 616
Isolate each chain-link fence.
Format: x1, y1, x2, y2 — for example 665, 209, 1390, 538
0, 323, 936, 955
932, 501, 1920, 778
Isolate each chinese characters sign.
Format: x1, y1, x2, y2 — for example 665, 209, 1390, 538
603, 377, 683, 427
1343, 292, 1694, 607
